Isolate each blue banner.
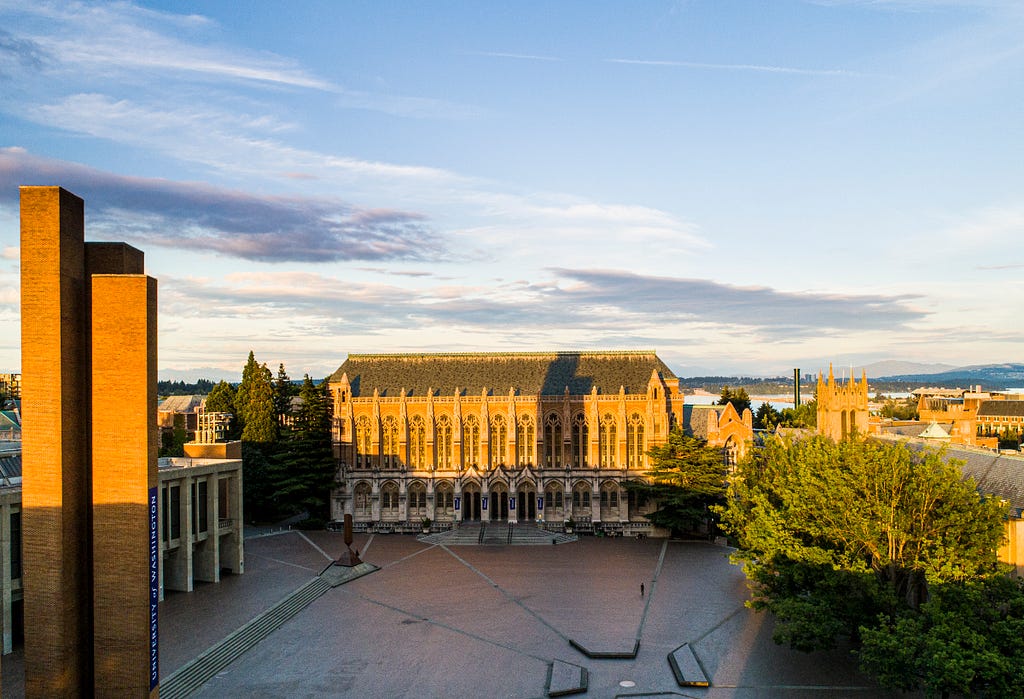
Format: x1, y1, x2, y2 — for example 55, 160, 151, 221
454, 496, 461, 511
149, 486, 159, 690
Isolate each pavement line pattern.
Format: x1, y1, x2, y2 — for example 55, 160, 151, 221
339, 586, 552, 665
635, 539, 668, 641
360, 533, 375, 557
378, 541, 439, 569
296, 530, 335, 562
245, 552, 321, 573
441, 544, 573, 645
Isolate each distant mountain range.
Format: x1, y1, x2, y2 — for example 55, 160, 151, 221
854, 361, 957, 378
873, 363, 1024, 388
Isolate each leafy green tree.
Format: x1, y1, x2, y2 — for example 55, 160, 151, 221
717, 436, 1006, 653
754, 401, 781, 430
628, 428, 728, 536
776, 400, 816, 429
718, 386, 751, 414
241, 362, 276, 443
880, 397, 918, 421
859, 575, 1024, 699
205, 380, 236, 415
274, 376, 337, 525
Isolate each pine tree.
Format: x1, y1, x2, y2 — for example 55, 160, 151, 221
241, 362, 276, 443
235, 350, 260, 432
273, 362, 295, 435
275, 376, 337, 524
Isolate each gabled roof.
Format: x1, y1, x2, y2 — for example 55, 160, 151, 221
904, 442, 1024, 510
977, 400, 1024, 418
329, 351, 676, 397
158, 395, 205, 413
918, 422, 951, 440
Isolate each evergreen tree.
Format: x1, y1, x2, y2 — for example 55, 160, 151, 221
205, 380, 239, 439
275, 375, 337, 525
234, 350, 260, 432
754, 401, 781, 430
718, 386, 751, 414
273, 362, 295, 434
241, 362, 276, 443
626, 428, 728, 536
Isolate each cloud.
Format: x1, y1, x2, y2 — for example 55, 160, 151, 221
0, 149, 444, 263
606, 58, 875, 78
0, 28, 46, 73
546, 269, 927, 333
464, 51, 562, 62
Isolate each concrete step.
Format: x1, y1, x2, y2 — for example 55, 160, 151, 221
418, 523, 578, 547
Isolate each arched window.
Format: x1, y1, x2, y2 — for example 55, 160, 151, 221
490, 414, 507, 466
354, 481, 372, 517
409, 416, 426, 469
380, 481, 399, 518
600, 481, 619, 515
544, 482, 564, 513
436, 482, 454, 518
545, 414, 562, 467
572, 481, 591, 515
382, 416, 400, 469
599, 414, 617, 467
516, 415, 534, 465
571, 414, 588, 468
464, 415, 479, 467
627, 413, 645, 469
436, 414, 452, 470
408, 481, 427, 518
355, 415, 373, 467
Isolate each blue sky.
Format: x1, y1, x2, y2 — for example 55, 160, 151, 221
1, 0, 1022, 380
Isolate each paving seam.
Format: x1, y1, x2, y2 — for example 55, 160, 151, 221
296, 530, 335, 562
244, 529, 294, 540
377, 541, 439, 569
688, 603, 747, 645
360, 533, 376, 556
635, 539, 669, 640
245, 551, 321, 572
347, 590, 552, 664
440, 544, 573, 645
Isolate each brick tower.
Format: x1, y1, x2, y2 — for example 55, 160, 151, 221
815, 364, 869, 441
20, 187, 158, 697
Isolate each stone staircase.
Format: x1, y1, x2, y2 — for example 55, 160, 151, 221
419, 522, 577, 546
159, 576, 332, 699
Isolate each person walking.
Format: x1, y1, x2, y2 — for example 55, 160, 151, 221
640, 582, 645, 597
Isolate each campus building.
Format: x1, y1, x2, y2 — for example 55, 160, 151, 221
327, 351, 747, 535
816, 365, 869, 441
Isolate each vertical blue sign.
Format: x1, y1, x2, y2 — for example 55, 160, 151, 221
454, 496, 461, 511
537, 496, 544, 512
509, 497, 516, 511
149, 486, 159, 690
482, 495, 489, 510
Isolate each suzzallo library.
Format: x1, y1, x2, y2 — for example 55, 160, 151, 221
327, 351, 749, 535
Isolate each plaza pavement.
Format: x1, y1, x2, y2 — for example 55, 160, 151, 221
1, 530, 912, 697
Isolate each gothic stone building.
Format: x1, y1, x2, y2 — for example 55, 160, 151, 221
327, 351, 688, 533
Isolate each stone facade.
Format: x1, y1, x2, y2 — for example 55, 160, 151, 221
328, 352, 688, 534
816, 365, 869, 441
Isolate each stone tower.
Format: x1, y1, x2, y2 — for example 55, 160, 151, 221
20, 187, 158, 697
816, 364, 869, 441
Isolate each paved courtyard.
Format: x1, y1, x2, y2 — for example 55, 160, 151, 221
3, 530, 909, 697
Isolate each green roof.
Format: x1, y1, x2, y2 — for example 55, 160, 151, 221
328, 351, 676, 397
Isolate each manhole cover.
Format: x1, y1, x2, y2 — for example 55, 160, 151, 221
619, 680, 636, 688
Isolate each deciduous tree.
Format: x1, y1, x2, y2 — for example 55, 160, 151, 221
717, 436, 1006, 653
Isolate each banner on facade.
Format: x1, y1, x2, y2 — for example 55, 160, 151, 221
537, 496, 544, 512
454, 496, 460, 511
482, 496, 488, 510
149, 486, 159, 690
509, 497, 516, 511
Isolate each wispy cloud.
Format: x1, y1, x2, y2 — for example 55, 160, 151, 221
464, 50, 561, 62
0, 149, 444, 263
606, 58, 874, 77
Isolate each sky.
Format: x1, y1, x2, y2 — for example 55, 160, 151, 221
1, 0, 1022, 381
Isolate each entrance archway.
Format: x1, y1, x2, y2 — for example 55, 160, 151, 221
461, 482, 482, 521
517, 481, 536, 520
489, 481, 509, 520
